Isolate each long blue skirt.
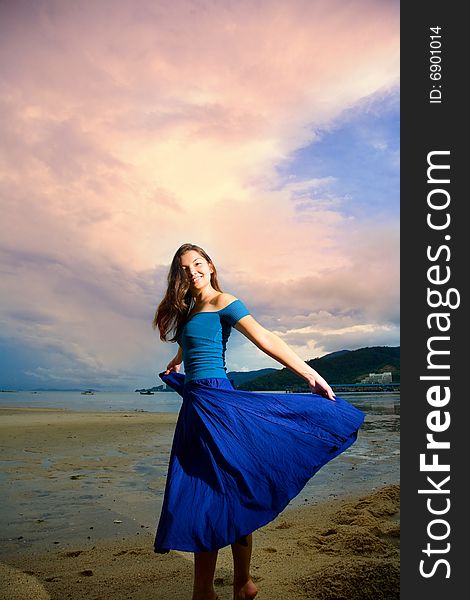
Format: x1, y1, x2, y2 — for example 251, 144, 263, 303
154, 371, 364, 554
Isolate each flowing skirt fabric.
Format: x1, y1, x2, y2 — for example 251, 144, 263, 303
154, 372, 365, 553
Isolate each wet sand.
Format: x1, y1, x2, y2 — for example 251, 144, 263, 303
0, 407, 176, 553
0, 407, 399, 599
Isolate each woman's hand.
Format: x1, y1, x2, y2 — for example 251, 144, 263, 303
307, 373, 336, 401
164, 355, 182, 375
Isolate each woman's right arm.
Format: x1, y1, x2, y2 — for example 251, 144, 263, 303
234, 316, 336, 400
164, 345, 183, 375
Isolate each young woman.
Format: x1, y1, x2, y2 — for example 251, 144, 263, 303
152, 243, 364, 600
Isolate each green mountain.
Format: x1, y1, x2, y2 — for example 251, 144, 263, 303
236, 346, 400, 391
227, 368, 278, 386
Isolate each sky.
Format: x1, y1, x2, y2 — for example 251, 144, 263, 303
0, 0, 400, 390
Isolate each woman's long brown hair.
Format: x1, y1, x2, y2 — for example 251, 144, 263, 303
152, 243, 223, 342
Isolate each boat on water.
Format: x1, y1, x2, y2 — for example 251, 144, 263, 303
81, 390, 95, 395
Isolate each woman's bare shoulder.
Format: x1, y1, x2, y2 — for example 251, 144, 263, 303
215, 292, 238, 310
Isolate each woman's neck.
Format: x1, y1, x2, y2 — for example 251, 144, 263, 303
191, 287, 220, 308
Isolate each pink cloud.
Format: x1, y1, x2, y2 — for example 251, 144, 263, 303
0, 0, 399, 384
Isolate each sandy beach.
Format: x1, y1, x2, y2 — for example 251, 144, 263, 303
0, 407, 399, 599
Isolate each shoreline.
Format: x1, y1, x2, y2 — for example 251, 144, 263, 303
0, 388, 399, 415
0, 405, 178, 420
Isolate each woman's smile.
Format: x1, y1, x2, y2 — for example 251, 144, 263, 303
191, 274, 204, 284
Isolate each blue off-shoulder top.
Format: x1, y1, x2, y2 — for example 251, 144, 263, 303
176, 298, 250, 382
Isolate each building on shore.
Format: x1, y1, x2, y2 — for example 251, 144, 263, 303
360, 371, 393, 384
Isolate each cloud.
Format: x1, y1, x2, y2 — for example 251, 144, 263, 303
0, 0, 399, 387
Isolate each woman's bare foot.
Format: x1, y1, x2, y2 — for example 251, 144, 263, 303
233, 576, 258, 600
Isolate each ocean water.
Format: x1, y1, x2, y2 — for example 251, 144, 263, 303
0, 390, 183, 413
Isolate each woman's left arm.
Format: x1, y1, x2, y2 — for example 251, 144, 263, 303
235, 316, 336, 400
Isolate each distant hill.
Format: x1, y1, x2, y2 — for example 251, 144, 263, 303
236, 346, 400, 391
320, 349, 351, 361
226, 368, 278, 386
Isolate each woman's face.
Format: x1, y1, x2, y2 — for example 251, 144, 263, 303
180, 251, 212, 289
